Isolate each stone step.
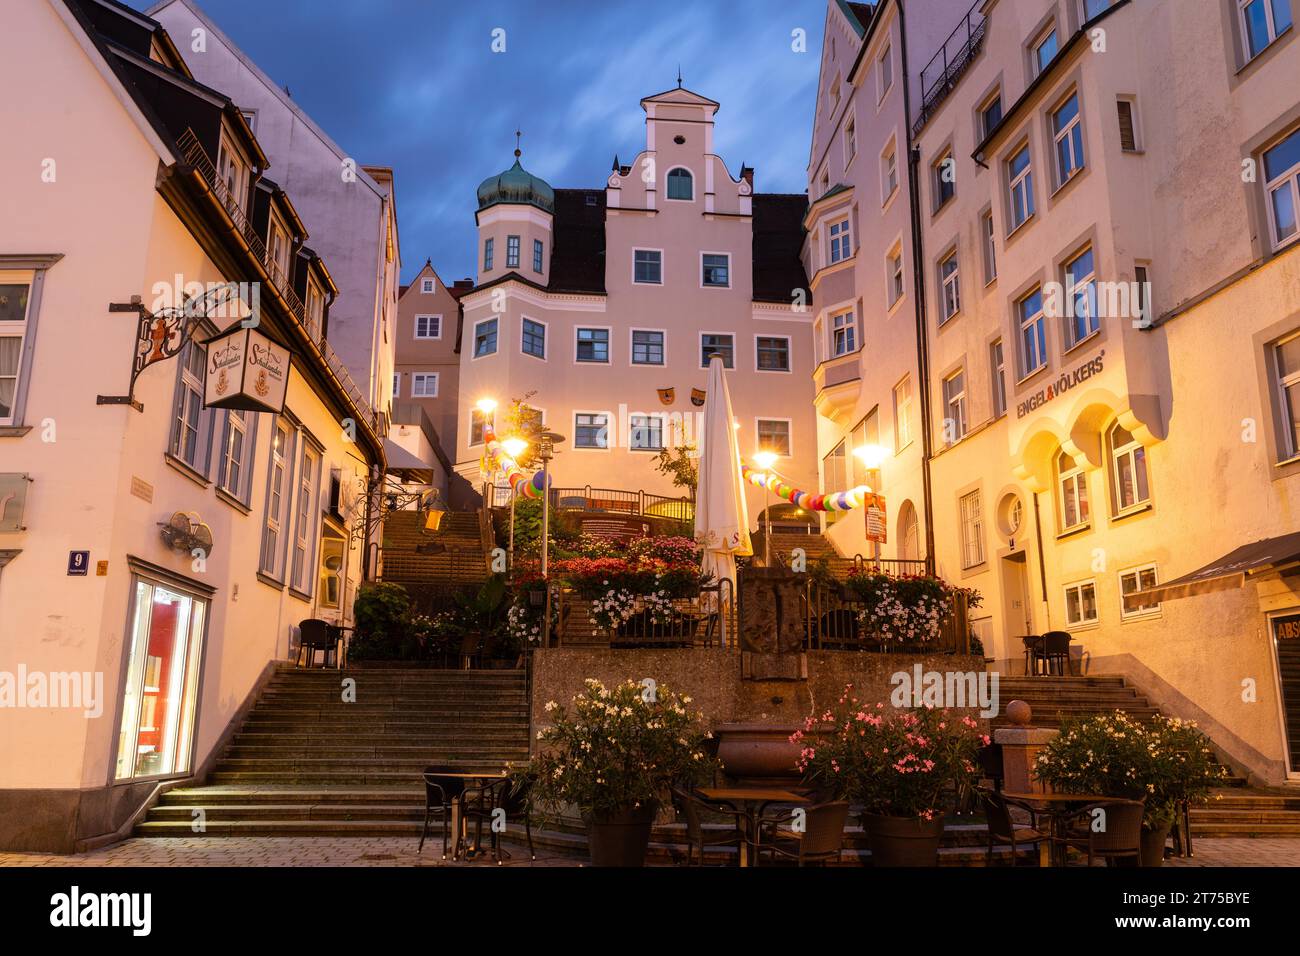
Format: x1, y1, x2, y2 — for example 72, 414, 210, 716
159, 787, 423, 806
147, 804, 428, 823
232, 730, 528, 746
243, 711, 528, 725
134, 819, 426, 837
207, 770, 505, 785
217, 754, 527, 771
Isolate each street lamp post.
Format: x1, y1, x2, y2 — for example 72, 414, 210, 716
536, 430, 565, 579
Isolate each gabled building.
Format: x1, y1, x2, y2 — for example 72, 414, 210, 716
456, 86, 817, 522
0, 0, 384, 850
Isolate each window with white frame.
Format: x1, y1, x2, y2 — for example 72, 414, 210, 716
757, 336, 791, 371
470, 407, 493, 445
411, 373, 439, 397
217, 409, 255, 503
0, 278, 31, 425
574, 412, 610, 449
1239, 0, 1293, 62
1033, 26, 1059, 76
888, 248, 904, 305
1064, 580, 1098, 627
1008, 143, 1035, 230
1051, 92, 1085, 188
882, 142, 899, 202
702, 253, 730, 287
1263, 126, 1300, 250
823, 440, 847, 524
991, 339, 1007, 418
844, 116, 857, 166
1058, 449, 1090, 531
522, 318, 546, 358
1064, 246, 1098, 346
260, 420, 295, 577
483, 237, 495, 271
421, 277, 435, 293
981, 210, 997, 283
632, 329, 664, 365
757, 419, 792, 457
701, 333, 735, 368
216, 135, 249, 215
305, 281, 324, 340
1119, 564, 1161, 619
943, 369, 967, 444
939, 249, 960, 323
877, 44, 892, 100
934, 150, 955, 208
170, 339, 211, 471
634, 249, 663, 284
831, 308, 857, 356
666, 167, 694, 201
533, 239, 544, 273
1019, 287, 1048, 376
1272, 331, 1300, 460
828, 218, 852, 264
893, 376, 913, 450
415, 315, 441, 339
959, 490, 985, 568
290, 443, 320, 593
474, 317, 498, 357
1109, 421, 1150, 512
576, 327, 609, 363
629, 413, 665, 451
506, 235, 521, 269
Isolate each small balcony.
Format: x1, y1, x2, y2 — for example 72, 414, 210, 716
812, 351, 862, 422
913, 0, 987, 135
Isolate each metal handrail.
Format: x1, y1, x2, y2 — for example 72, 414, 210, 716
913, 0, 987, 133
547, 485, 695, 520
805, 580, 970, 654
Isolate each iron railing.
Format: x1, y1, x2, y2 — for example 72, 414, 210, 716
804, 581, 971, 654
913, 0, 987, 134
176, 128, 380, 435
546, 579, 735, 649
548, 486, 695, 521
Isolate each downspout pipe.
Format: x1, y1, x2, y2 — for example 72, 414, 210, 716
897, 0, 938, 568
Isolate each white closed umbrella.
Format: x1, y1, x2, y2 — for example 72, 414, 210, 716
694, 354, 752, 620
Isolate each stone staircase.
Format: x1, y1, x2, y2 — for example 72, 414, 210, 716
381, 509, 489, 584
136, 666, 530, 837
752, 528, 843, 569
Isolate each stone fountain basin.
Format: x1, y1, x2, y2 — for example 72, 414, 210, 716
714, 723, 803, 780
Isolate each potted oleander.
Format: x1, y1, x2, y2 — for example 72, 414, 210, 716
793, 685, 986, 866
1034, 711, 1227, 866
528, 679, 714, 866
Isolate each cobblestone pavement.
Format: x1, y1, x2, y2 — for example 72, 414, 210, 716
1, 837, 1298, 867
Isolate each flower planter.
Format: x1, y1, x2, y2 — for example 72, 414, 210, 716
714, 724, 802, 781
862, 813, 945, 867
585, 803, 657, 867
1140, 822, 1171, 867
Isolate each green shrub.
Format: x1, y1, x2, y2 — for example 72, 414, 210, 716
350, 582, 412, 660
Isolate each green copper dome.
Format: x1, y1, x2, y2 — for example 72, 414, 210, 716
476, 157, 555, 214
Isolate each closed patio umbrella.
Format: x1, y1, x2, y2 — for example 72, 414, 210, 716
694, 354, 752, 617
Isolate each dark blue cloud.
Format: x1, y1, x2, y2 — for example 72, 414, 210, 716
132, 1, 824, 282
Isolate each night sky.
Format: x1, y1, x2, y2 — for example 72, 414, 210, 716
131, 0, 826, 284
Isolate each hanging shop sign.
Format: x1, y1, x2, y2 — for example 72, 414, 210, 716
0, 474, 31, 533
691, 388, 706, 407
864, 493, 887, 544
1017, 349, 1105, 419
657, 387, 675, 406
201, 325, 291, 414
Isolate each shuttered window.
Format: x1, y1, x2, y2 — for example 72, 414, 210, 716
1117, 100, 1138, 152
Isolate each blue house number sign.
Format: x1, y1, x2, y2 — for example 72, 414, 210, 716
67, 551, 90, 576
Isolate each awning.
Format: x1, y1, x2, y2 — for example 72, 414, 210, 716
383, 438, 435, 485
1123, 530, 1300, 611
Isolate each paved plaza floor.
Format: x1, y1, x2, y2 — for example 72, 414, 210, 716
1, 836, 1298, 868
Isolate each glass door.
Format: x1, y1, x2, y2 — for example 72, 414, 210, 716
114, 579, 208, 780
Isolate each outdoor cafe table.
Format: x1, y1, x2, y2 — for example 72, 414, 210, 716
1001, 791, 1114, 867
697, 787, 809, 868
429, 770, 508, 860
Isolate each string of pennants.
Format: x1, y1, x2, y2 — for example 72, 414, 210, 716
481, 427, 549, 499
740, 463, 870, 512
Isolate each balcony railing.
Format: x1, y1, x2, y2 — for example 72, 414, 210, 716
805, 580, 971, 654
913, 0, 987, 135
547, 580, 736, 649
490, 485, 695, 522
176, 128, 379, 434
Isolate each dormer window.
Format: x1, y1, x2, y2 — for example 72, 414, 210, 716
666, 167, 694, 201
216, 135, 249, 216
268, 214, 291, 286
305, 281, 324, 340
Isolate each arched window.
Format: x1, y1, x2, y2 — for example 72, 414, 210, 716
897, 500, 920, 561
666, 167, 693, 201
1057, 449, 1089, 532
1109, 421, 1150, 512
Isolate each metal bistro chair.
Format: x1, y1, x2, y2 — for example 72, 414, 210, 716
1057, 798, 1146, 867
980, 788, 1048, 866
296, 619, 340, 668
756, 801, 850, 867
418, 767, 467, 859
1039, 631, 1074, 676
490, 775, 536, 864
671, 786, 745, 866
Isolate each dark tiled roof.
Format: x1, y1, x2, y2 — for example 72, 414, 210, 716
846, 2, 875, 32
548, 188, 607, 294
752, 193, 811, 305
